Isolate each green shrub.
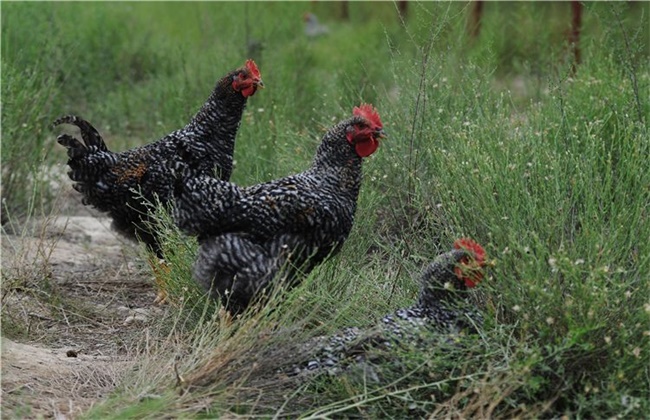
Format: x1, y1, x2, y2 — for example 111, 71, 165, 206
2, 2, 648, 418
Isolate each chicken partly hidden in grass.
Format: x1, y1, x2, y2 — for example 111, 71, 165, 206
174, 104, 385, 314
53, 60, 263, 302
298, 238, 488, 374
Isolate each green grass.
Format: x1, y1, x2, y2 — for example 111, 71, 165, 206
2, 1, 649, 418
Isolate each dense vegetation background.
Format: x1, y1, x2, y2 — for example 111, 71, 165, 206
2, 2, 648, 418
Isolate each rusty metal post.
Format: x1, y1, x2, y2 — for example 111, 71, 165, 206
569, 1, 583, 74
468, 0, 484, 39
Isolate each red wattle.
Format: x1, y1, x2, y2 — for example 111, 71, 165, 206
242, 86, 256, 97
354, 138, 378, 157
454, 266, 478, 288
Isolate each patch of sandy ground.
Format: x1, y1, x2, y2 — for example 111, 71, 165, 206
1, 197, 164, 418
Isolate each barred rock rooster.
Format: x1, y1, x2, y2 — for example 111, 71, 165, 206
53, 60, 263, 302
174, 104, 385, 314
297, 238, 487, 374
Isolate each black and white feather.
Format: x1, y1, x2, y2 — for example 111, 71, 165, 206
295, 247, 485, 375
53, 60, 263, 257
174, 106, 384, 314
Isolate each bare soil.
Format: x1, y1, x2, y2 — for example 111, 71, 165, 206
1, 187, 164, 418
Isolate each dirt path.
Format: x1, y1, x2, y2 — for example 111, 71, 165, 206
1, 204, 164, 418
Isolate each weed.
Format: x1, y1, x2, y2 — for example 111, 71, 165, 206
2, 2, 648, 418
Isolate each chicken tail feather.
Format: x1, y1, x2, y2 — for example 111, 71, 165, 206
53, 115, 118, 191
52, 115, 108, 152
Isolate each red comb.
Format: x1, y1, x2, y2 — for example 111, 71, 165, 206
453, 238, 486, 263
353, 103, 383, 129
453, 238, 486, 288
245, 59, 261, 79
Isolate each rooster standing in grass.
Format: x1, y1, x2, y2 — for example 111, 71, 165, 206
174, 104, 385, 314
299, 238, 488, 373
53, 60, 263, 302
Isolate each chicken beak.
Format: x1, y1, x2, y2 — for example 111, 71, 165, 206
376, 129, 387, 139
256, 79, 265, 89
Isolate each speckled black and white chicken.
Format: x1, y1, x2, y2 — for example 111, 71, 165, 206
297, 238, 488, 374
173, 104, 385, 314
53, 60, 263, 301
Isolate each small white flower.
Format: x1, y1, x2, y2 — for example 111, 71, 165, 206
574, 259, 585, 265
546, 317, 555, 325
